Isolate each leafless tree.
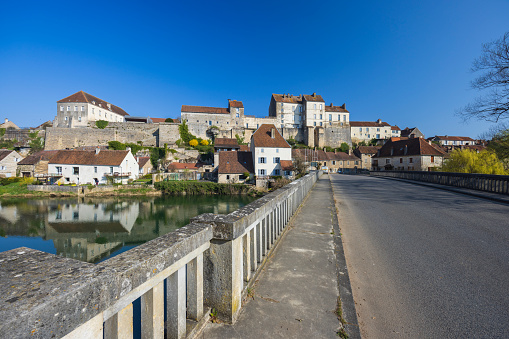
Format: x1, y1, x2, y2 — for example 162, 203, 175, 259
458, 32, 509, 122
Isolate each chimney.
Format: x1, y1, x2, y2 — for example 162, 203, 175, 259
330, 103, 333, 107
313, 92, 316, 97
348, 149, 352, 155
390, 147, 394, 156
126, 147, 131, 152
335, 149, 337, 154
4, 118, 7, 123
271, 127, 275, 138
404, 145, 408, 155
107, 103, 111, 110
377, 119, 382, 124
341, 103, 346, 109
95, 148, 100, 154
136, 156, 139, 162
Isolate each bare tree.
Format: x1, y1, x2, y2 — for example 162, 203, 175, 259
458, 32, 509, 122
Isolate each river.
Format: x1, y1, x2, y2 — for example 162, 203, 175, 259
0, 195, 256, 263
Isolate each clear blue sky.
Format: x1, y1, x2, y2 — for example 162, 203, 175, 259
1, 0, 508, 138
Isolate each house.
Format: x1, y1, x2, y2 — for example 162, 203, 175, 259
217, 151, 254, 183
181, 100, 246, 131
167, 162, 203, 173
54, 91, 129, 128
137, 157, 153, 175
431, 135, 475, 146
400, 127, 425, 139
350, 119, 394, 143
214, 138, 241, 152
372, 137, 447, 171
391, 126, 401, 138
250, 124, 292, 181
0, 118, 20, 130
354, 146, 382, 170
17, 150, 59, 178
48, 149, 138, 185
0, 150, 23, 178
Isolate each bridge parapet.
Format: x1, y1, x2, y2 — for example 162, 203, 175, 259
371, 171, 509, 195
0, 171, 320, 338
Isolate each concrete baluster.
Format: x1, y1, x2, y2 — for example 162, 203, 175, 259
104, 303, 133, 339
187, 254, 204, 321
256, 222, 262, 263
243, 233, 251, 282
167, 266, 186, 339
250, 226, 257, 272
141, 281, 164, 339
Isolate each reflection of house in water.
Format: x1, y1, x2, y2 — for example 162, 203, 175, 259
0, 205, 20, 224
46, 201, 140, 262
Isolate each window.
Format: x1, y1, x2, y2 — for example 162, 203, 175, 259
259, 169, 266, 176
94, 166, 97, 173
320, 104, 323, 110
314, 114, 316, 119
74, 105, 78, 111
386, 159, 391, 164
73, 167, 79, 175
78, 116, 81, 122
314, 104, 316, 109
67, 106, 70, 111
110, 167, 114, 174
56, 211, 62, 220
343, 115, 346, 121
56, 166, 62, 175
226, 175, 230, 180
431, 156, 435, 163
274, 157, 280, 163
73, 212, 79, 220
409, 158, 413, 163
320, 122, 323, 126
276, 148, 279, 153
332, 161, 336, 165
377, 128, 380, 132
314, 122, 316, 126
236, 113, 239, 118
274, 169, 280, 175
376, 134, 380, 139
359, 128, 362, 132
284, 170, 291, 176
236, 108, 239, 113
400, 158, 403, 163
320, 114, 322, 119
259, 157, 266, 164
299, 106, 303, 113
81, 106, 85, 111
60, 106, 64, 112
209, 121, 212, 126
261, 148, 264, 153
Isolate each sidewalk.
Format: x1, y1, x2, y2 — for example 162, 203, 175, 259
198, 175, 354, 338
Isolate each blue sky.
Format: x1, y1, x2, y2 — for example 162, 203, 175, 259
1, 0, 508, 138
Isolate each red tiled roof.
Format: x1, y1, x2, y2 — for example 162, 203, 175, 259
280, 160, 294, 171
181, 105, 229, 114
350, 121, 391, 127
0, 150, 14, 162
228, 100, 244, 108
373, 138, 447, 158
356, 146, 381, 155
217, 151, 254, 174
57, 91, 129, 117
240, 145, 250, 152
168, 162, 201, 170
272, 94, 302, 104
434, 136, 475, 141
18, 150, 59, 165
303, 93, 325, 102
214, 138, 239, 148
324, 103, 348, 113
137, 157, 150, 168
49, 150, 130, 166
251, 124, 291, 148
391, 125, 401, 131
150, 117, 168, 123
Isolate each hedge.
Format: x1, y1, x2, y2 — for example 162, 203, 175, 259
154, 181, 254, 195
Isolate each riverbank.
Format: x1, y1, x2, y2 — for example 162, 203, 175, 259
154, 180, 260, 196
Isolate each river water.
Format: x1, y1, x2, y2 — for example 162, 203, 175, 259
0, 195, 256, 263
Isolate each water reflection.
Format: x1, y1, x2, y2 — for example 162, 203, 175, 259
0, 195, 256, 263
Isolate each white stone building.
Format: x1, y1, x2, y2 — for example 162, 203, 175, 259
54, 91, 129, 128
431, 136, 475, 146
0, 149, 23, 177
250, 124, 292, 178
350, 119, 393, 143
48, 149, 138, 185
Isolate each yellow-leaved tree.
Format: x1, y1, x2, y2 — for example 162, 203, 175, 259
189, 139, 199, 147
441, 149, 507, 175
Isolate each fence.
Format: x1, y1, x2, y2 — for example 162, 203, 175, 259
370, 170, 509, 195
0, 171, 320, 338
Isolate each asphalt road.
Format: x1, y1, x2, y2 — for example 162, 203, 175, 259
330, 174, 509, 339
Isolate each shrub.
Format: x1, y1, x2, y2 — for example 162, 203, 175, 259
96, 120, 108, 129
189, 139, 199, 147
165, 118, 174, 123
200, 139, 209, 146
154, 181, 253, 195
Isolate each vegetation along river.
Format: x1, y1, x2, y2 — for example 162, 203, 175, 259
0, 195, 257, 263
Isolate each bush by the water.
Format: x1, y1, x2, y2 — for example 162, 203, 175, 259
154, 181, 254, 195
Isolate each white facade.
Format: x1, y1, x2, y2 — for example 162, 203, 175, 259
48, 152, 138, 185
251, 145, 292, 177
351, 124, 392, 143
55, 102, 126, 128
0, 150, 23, 178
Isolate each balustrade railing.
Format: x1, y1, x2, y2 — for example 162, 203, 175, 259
0, 171, 320, 338
370, 170, 509, 195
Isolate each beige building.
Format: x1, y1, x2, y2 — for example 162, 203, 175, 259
372, 137, 447, 171
0, 150, 23, 177
17, 150, 59, 178
54, 91, 129, 128
217, 151, 254, 183
431, 135, 475, 146
354, 146, 381, 170
350, 119, 393, 143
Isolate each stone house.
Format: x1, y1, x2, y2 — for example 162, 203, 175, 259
17, 150, 59, 178
391, 126, 401, 138
401, 127, 425, 139
372, 137, 447, 171
354, 146, 381, 170
0, 150, 23, 178
54, 91, 129, 128
217, 151, 254, 183
0, 118, 20, 130
137, 157, 153, 175
431, 136, 475, 146
250, 124, 292, 180
48, 149, 138, 185
350, 119, 393, 143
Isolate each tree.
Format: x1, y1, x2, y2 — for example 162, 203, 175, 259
441, 149, 507, 175
340, 142, 349, 153
96, 120, 109, 129
457, 32, 509, 122
28, 131, 44, 154
179, 119, 197, 143
165, 118, 174, 123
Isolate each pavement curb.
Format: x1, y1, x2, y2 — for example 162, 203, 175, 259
329, 175, 361, 339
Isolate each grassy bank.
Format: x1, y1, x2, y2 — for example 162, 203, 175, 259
154, 180, 257, 195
